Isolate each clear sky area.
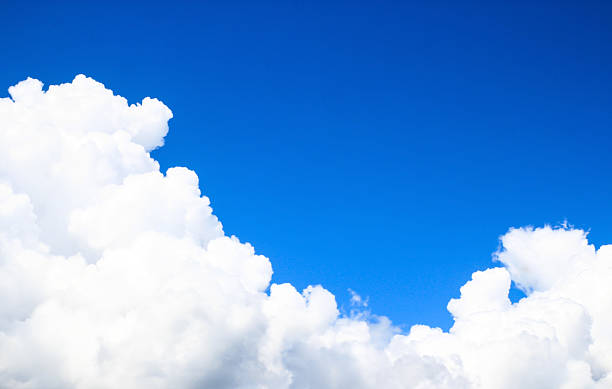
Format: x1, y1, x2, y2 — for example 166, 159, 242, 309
1, 1, 611, 330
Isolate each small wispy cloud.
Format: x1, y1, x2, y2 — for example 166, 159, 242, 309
348, 288, 369, 308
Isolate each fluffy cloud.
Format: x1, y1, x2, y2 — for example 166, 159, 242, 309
0, 75, 611, 388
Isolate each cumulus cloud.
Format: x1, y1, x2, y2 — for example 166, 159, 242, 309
1, 75, 611, 388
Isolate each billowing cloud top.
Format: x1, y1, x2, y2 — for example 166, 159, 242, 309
1, 75, 611, 389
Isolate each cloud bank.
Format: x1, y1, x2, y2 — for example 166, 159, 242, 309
1, 75, 611, 388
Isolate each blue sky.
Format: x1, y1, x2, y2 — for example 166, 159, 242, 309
1, 1, 611, 330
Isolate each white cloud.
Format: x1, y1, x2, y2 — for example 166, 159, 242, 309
1, 75, 611, 388
348, 288, 368, 308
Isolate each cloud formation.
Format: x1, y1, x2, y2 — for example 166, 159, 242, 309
1, 75, 611, 388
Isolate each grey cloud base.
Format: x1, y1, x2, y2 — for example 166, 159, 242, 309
0, 76, 611, 389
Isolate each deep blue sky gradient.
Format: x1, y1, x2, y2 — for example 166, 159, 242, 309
1, 1, 611, 329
